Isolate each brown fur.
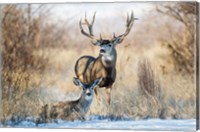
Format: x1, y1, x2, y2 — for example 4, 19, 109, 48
37, 100, 86, 124
36, 78, 102, 124
76, 12, 134, 115
75, 55, 116, 88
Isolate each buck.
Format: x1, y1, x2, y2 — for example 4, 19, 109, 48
36, 77, 102, 124
75, 11, 135, 115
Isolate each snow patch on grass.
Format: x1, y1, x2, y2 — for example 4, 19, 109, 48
1, 115, 196, 131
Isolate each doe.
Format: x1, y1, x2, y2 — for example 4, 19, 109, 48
36, 77, 102, 124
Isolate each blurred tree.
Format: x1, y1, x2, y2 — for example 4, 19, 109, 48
156, 2, 197, 75
0, 4, 49, 117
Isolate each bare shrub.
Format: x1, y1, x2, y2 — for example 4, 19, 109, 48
0, 4, 49, 119
137, 59, 162, 118
138, 59, 161, 98
156, 2, 196, 75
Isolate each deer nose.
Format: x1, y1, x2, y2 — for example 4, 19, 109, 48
86, 93, 91, 96
100, 49, 105, 53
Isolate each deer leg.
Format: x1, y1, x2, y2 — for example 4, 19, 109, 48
105, 87, 112, 117
94, 88, 103, 114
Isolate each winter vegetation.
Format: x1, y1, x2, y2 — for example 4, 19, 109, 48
0, 2, 197, 130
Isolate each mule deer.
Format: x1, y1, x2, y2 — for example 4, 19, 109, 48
75, 11, 136, 115
36, 77, 102, 124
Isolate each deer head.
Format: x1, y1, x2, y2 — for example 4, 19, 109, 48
79, 11, 136, 57
73, 77, 102, 100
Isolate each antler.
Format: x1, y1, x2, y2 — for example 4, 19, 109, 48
112, 11, 135, 44
79, 11, 136, 45
79, 12, 96, 39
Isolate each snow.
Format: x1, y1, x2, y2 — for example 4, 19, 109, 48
2, 116, 196, 131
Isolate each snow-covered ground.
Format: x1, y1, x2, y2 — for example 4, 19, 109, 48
3, 116, 196, 131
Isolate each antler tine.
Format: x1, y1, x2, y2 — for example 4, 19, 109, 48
111, 11, 135, 44
118, 11, 134, 38
113, 32, 116, 38
126, 12, 130, 25
91, 12, 96, 25
79, 19, 93, 39
79, 12, 97, 39
84, 12, 89, 25
124, 11, 134, 36
100, 34, 103, 40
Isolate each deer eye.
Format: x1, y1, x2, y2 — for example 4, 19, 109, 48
89, 87, 93, 90
108, 44, 112, 47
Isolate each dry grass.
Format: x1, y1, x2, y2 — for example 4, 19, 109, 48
24, 46, 195, 120
2, 44, 195, 122
0, 3, 196, 123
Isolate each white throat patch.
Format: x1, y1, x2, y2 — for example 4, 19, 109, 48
85, 94, 93, 100
102, 54, 115, 67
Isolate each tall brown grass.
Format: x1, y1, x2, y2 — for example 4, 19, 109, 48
0, 3, 196, 124
0, 4, 51, 121
156, 2, 196, 75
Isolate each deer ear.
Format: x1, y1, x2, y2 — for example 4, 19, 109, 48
73, 77, 83, 87
92, 78, 102, 88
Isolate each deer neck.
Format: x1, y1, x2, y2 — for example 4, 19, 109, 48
76, 94, 93, 113
100, 48, 117, 68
